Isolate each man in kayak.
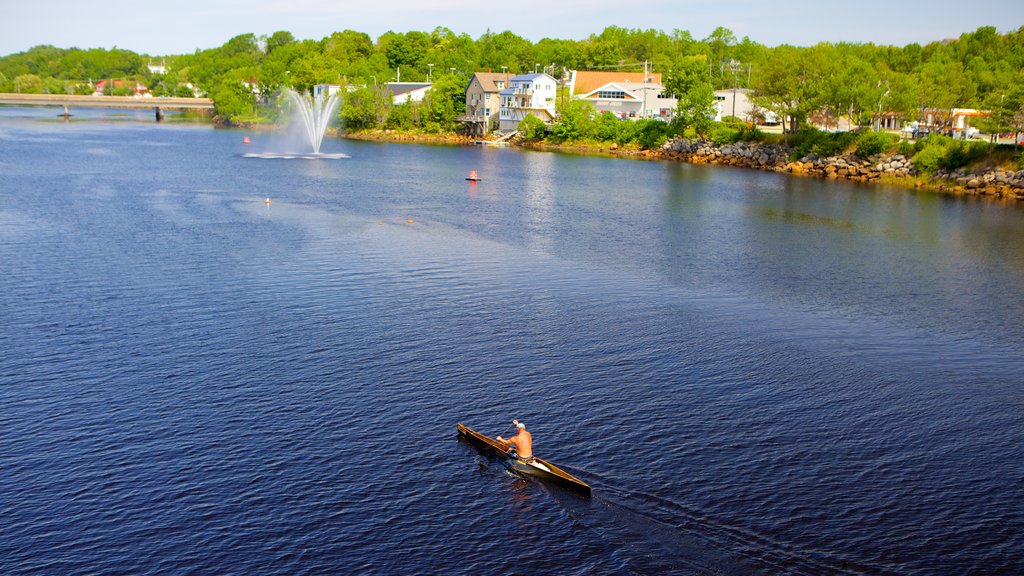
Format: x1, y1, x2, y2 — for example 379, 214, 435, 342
496, 420, 533, 460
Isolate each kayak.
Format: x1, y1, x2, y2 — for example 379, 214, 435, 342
457, 422, 591, 496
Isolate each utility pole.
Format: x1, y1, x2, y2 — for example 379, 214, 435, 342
641, 60, 648, 118
731, 60, 738, 119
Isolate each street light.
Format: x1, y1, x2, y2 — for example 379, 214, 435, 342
428, 64, 434, 82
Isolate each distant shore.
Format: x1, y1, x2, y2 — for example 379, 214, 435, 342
338, 129, 1024, 202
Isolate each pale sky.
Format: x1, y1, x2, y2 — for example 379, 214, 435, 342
2, 0, 1022, 56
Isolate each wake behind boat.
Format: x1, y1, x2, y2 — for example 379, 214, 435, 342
457, 422, 591, 496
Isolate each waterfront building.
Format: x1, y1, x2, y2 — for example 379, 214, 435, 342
313, 84, 342, 99
386, 82, 432, 104
461, 72, 509, 135
713, 88, 778, 124
498, 73, 558, 131
577, 81, 676, 119
566, 70, 663, 96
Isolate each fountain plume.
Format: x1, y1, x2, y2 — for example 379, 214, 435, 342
285, 88, 341, 154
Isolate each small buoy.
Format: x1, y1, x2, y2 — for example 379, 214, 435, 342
243, 136, 251, 144
466, 170, 481, 182
264, 198, 271, 205
405, 218, 414, 224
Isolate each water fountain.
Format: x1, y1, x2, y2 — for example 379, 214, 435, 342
242, 88, 349, 159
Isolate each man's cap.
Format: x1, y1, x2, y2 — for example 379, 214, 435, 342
515, 421, 525, 429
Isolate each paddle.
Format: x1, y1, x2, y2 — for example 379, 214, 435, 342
496, 421, 515, 442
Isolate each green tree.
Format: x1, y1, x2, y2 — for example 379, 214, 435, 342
751, 46, 828, 142
13, 73, 45, 93
594, 111, 623, 141
420, 73, 464, 132
665, 55, 716, 137
477, 30, 536, 73
208, 78, 258, 123
382, 31, 432, 71
914, 59, 975, 129
634, 118, 669, 149
518, 114, 547, 141
266, 31, 296, 54
550, 98, 596, 142
341, 85, 389, 130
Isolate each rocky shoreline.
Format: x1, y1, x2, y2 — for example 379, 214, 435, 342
342, 130, 475, 144
659, 138, 1024, 200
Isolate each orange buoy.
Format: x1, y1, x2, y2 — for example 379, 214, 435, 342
264, 198, 271, 205
243, 136, 251, 144
466, 170, 481, 182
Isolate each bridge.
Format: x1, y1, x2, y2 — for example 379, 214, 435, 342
0, 93, 214, 120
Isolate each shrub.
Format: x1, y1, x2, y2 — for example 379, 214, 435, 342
720, 116, 746, 130
789, 128, 857, 159
594, 112, 621, 142
550, 99, 596, 143
911, 142, 946, 173
384, 100, 414, 130
710, 124, 741, 146
938, 140, 990, 170
738, 124, 765, 142
667, 117, 688, 139
815, 131, 857, 157
614, 120, 639, 145
897, 141, 915, 157
855, 131, 897, 158
517, 114, 547, 142
910, 135, 992, 172
634, 119, 669, 149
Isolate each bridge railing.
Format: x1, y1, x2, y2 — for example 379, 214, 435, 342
0, 93, 214, 110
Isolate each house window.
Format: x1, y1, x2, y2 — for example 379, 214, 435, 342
485, 108, 490, 116
597, 90, 626, 99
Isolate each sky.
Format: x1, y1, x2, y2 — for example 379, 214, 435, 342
2, 0, 1023, 56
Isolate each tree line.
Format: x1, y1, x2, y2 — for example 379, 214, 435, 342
2, 25, 1024, 143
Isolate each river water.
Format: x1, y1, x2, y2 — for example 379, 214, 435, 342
1, 108, 1022, 575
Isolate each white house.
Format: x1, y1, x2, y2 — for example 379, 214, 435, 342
577, 81, 676, 119
498, 73, 558, 131
313, 84, 342, 99
386, 82, 432, 104
713, 88, 778, 124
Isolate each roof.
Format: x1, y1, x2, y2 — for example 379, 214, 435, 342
581, 81, 665, 100
386, 82, 432, 96
511, 73, 546, 81
571, 71, 662, 94
467, 72, 511, 93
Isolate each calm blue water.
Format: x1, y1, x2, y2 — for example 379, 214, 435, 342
2, 107, 1023, 575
